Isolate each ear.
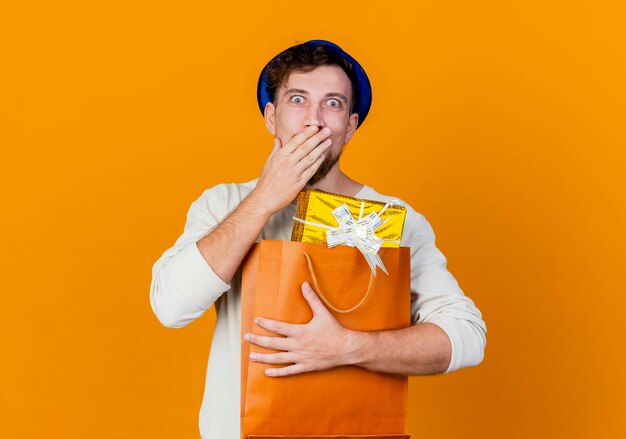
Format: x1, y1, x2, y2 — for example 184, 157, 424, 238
343, 112, 359, 144
264, 102, 276, 136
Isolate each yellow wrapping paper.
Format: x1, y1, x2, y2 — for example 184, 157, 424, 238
291, 190, 407, 247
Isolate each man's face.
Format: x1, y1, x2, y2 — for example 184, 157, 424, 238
264, 65, 359, 185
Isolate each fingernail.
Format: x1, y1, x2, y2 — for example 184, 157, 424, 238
244, 333, 251, 341
249, 353, 257, 361
322, 127, 331, 135
265, 369, 274, 376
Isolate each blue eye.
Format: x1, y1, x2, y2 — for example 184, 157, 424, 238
290, 95, 304, 104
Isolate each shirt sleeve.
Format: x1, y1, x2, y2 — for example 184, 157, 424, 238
403, 209, 487, 373
149, 185, 235, 328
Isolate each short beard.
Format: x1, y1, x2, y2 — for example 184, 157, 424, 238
307, 151, 341, 186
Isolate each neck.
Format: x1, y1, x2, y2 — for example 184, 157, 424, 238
305, 163, 363, 197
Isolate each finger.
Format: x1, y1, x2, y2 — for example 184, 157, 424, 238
244, 333, 291, 351
267, 137, 281, 160
301, 282, 329, 318
249, 351, 294, 365
265, 364, 307, 378
298, 153, 326, 183
291, 128, 332, 162
294, 137, 332, 170
254, 316, 300, 337
273, 136, 282, 150
282, 125, 320, 154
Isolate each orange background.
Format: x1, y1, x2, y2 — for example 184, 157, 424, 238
1, 1, 625, 438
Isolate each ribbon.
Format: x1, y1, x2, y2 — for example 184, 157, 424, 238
293, 199, 404, 275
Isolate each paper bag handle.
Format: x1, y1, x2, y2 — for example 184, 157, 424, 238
303, 252, 374, 314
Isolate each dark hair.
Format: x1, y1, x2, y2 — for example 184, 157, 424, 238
264, 43, 357, 112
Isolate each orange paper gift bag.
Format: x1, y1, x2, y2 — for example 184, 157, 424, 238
246, 436, 410, 438
241, 240, 411, 439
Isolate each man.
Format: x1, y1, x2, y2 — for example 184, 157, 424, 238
150, 40, 486, 439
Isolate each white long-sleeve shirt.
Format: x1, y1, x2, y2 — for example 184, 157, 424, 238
150, 179, 487, 439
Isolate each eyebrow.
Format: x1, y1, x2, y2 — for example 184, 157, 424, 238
284, 88, 348, 103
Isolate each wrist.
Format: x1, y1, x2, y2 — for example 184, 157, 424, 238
342, 328, 371, 367
243, 189, 276, 219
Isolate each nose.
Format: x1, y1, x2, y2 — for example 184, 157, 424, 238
304, 102, 324, 130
